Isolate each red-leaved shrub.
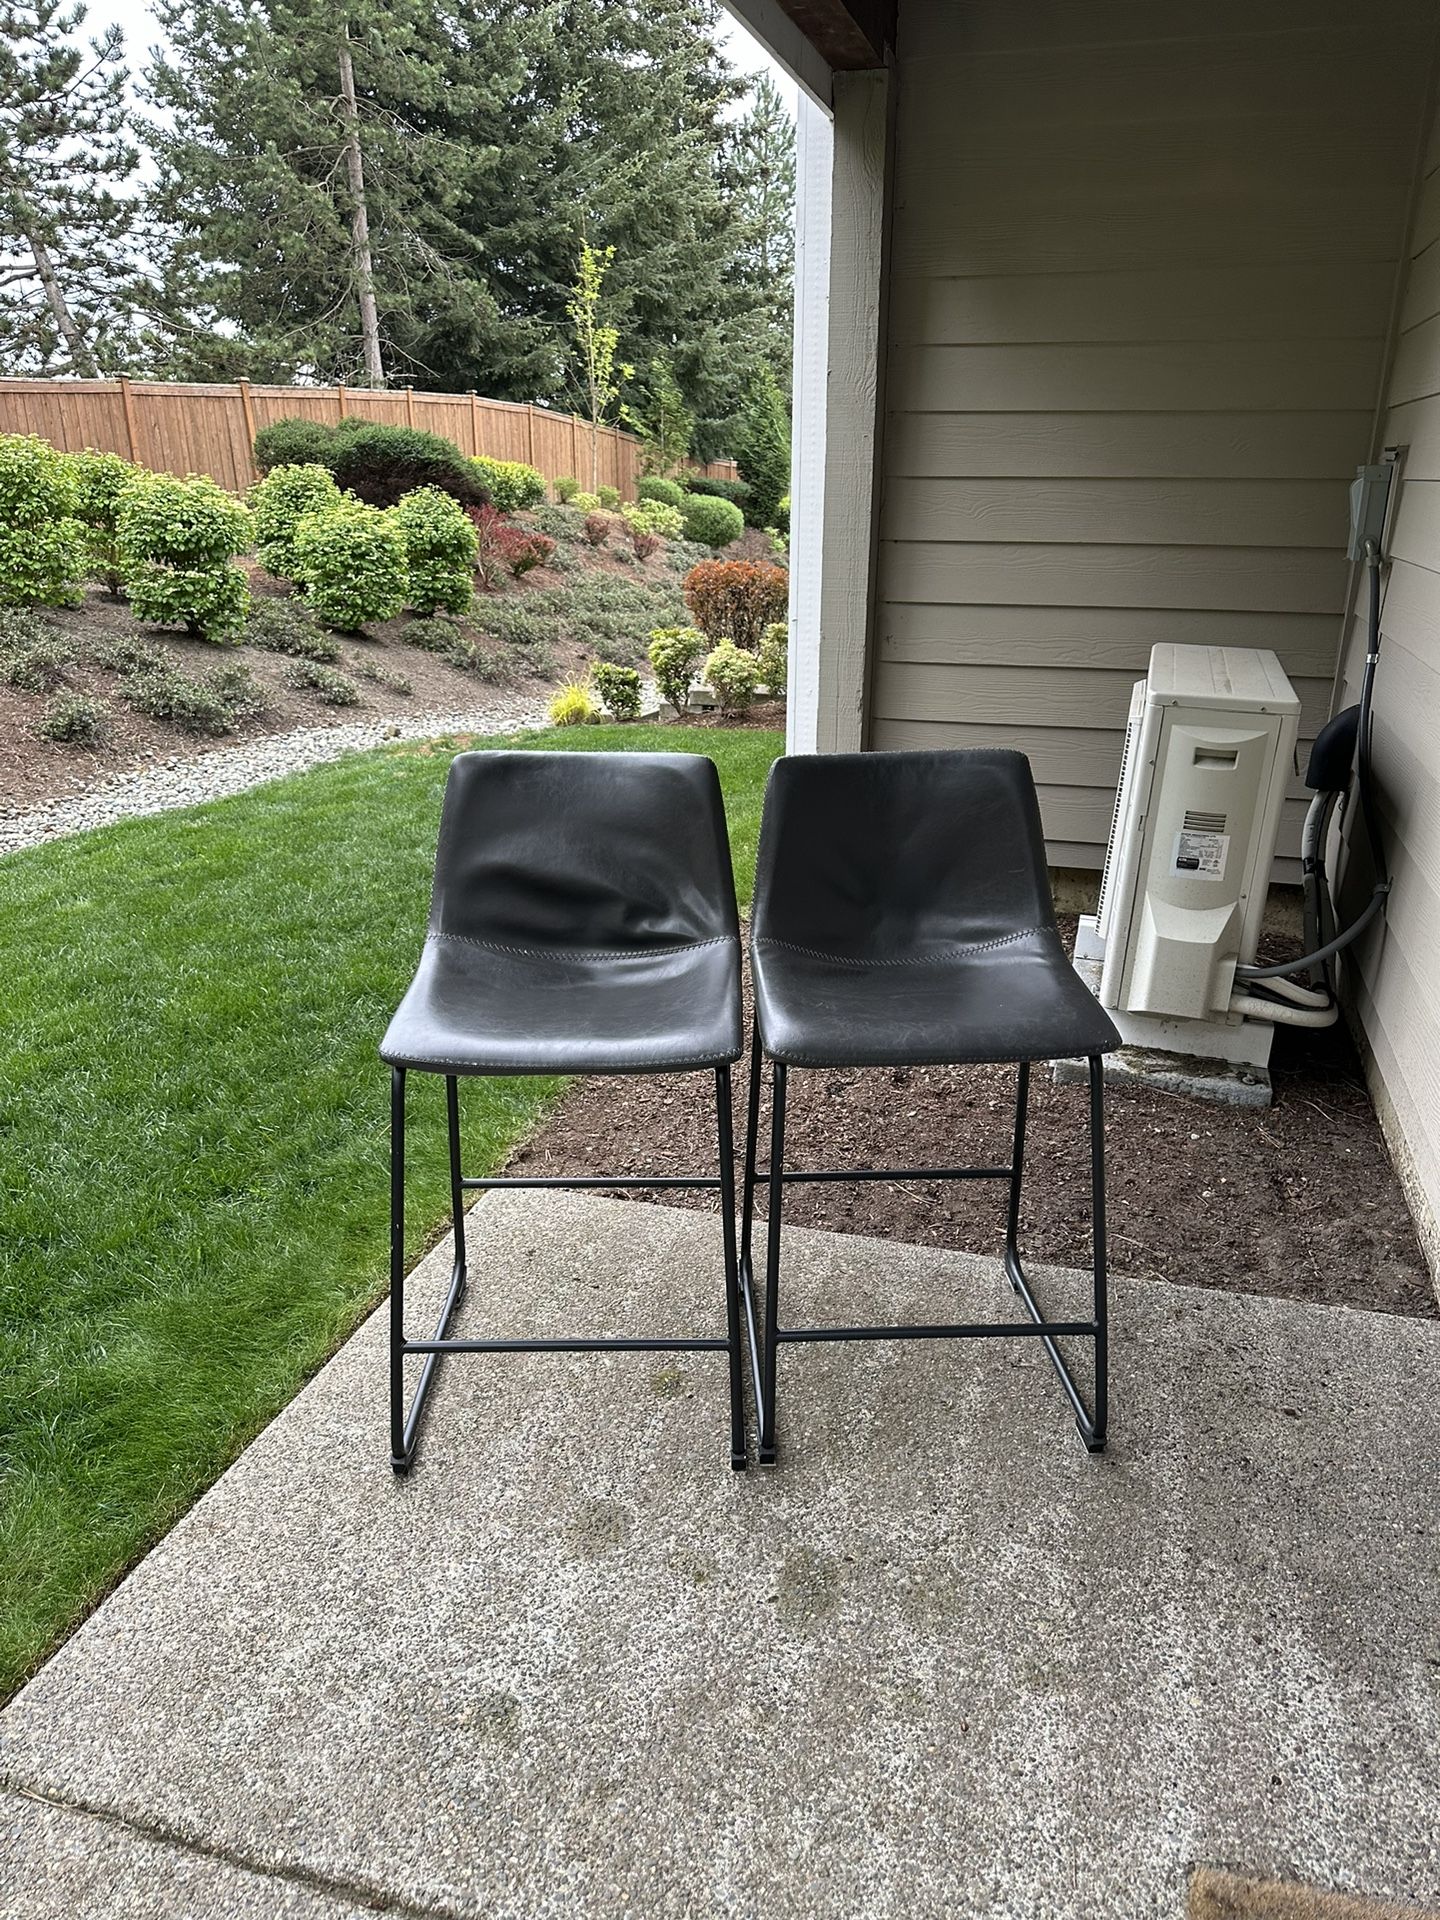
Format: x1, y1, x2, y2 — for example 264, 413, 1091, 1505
584, 513, 611, 548
631, 529, 660, 560
682, 559, 788, 649
467, 504, 554, 586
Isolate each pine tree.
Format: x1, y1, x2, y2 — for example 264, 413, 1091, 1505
0, 0, 144, 376
734, 361, 790, 527
728, 72, 795, 391
626, 350, 694, 477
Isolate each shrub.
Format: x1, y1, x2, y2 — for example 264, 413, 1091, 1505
206, 661, 273, 720
572, 490, 602, 513
684, 473, 749, 510
470, 457, 545, 514
253, 416, 338, 473
91, 636, 165, 675
529, 503, 585, 543
391, 487, 478, 614
66, 449, 138, 595
36, 690, 108, 744
548, 679, 600, 726
592, 661, 642, 721
631, 529, 660, 561
703, 639, 759, 712
403, 615, 487, 671
329, 424, 487, 510
638, 476, 685, 511
683, 559, 788, 649
291, 500, 408, 630
0, 433, 85, 609
553, 475, 580, 502
244, 597, 340, 662
250, 463, 344, 581
468, 503, 554, 586
350, 656, 412, 694
758, 621, 788, 694
282, 659, 361, 706
118, 660, 259, 734
117, 473, 252, 641
647, 625, 706, 712
596, 484, 620, 510
621, 498, 684, 540
682, 493, 744, 550
735, 365, 790, 527
0, 633, 70, 691
775, 493, 790, 537
584, 512, 611, 548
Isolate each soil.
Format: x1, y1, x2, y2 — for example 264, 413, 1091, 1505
512, 917, 1435, 1319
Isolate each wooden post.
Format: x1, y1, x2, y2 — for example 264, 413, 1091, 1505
336, 383, 347, 424
526, 404, 536, 466
118, 375, 139, 462
405, 386, 416, 427
237, 379, 258, 478
570, 413, 580, 478
468, 390, 479, 455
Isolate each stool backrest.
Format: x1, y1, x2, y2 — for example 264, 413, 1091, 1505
430, 751, 739, 951
752, 749, 1056, 958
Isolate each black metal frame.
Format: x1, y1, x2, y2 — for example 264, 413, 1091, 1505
737, 1030, 1108, 1463
390, 1064, 746, 1474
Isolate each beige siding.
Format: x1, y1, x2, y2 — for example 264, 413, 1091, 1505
1338, 92, 1440, 1270
871, 0, 1439, 876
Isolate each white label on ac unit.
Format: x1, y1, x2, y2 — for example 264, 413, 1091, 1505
1171, 828, 1230, 880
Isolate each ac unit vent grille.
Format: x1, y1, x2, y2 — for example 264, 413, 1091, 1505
1096, 711, 1139, 930
1182, 809, 1227, 835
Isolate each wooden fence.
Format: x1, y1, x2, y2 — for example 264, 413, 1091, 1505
0, 378, 739, 500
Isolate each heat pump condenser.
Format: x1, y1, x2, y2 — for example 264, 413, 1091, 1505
1073, 644, 1301, 1072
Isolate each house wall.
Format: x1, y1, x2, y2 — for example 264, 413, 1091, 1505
869, 0, 1440, 874
1336, 90, 1440, 1274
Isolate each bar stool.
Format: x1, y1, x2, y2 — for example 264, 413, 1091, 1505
381, 750, 747, 1474
738, 749, 1121, 1461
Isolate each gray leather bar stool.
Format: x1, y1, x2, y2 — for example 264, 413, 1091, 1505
381, 750, 746, 1474
738, 749, 1121, 1461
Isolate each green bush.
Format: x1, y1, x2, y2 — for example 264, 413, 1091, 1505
685, 473, 749, 510
252, 416, 338, 473
207, 662, 273, 720
291, 500, 409, 630
282, 659, 361, 706
648, 625, 706, 712
328, 424, 487, 510
774, 493, 790, 537
596, 485, 620, 510
0, 630, 70, 692
0, 434, 85, 609
622, 498, 684, 540
682, 493, 744, 550
403, 614, 486, 671
116, 473, 252, 641
758, 621, 788, 694
735, 366, 791, 527
35, 690, 108, 744
470, 457, 546, 514
390, 487, 478, 615
90, 636, 165, 675
703, 638, 759, 712
638, 476, 686, 511
572, 490, 602, 513
529, 503, 585, 543
118, 659, 260, 734
350, 655, 413, 694
66, 449, 138, 595
592, 661, 643, 721
548, 679, 600, 726
553, 475, 580, 502
244, 597, 340, 662
250, 463, 344, 581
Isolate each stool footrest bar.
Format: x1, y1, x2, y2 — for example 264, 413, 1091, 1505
778, 1318, 1098, 1344
462, 1174, 723, 1190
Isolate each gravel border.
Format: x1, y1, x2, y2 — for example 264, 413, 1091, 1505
0, 691, 553, 858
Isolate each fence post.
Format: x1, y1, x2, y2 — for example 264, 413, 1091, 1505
405, 386, 416, 427
336, 383, 347, 424
238, 379, 258, 478
118, 375, 139, 461
526, 404, 536, 466
468, 390, 479, 455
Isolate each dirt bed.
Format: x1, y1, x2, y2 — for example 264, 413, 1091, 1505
511, 919, 1434, 1319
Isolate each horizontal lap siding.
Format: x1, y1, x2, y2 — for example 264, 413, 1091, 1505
1338, 94, 1440, 1264
872, 0, 1437, 879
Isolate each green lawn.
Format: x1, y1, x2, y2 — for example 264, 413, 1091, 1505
0, 724, 781, 1697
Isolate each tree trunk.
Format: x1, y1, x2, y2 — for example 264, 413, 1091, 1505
18, 208, 98, 378
337, 28, 385, 388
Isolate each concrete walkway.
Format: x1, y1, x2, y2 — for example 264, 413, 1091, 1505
3, 1193, 1438, 1919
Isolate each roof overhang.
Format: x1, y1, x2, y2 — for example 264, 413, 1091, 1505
720, 0, 893, 108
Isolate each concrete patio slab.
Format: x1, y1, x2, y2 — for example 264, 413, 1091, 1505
3, 1192, 1438, 1920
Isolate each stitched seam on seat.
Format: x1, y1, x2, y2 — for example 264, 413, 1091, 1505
430, 931, 733, 963
387, 1047, 741, 1072
753, 927, 1048, 969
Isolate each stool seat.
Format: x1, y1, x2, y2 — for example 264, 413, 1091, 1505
381, 932, 742, 1077
751, 926, 1119, 1068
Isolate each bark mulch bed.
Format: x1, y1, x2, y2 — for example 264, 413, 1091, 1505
510, 918, 1434, 1319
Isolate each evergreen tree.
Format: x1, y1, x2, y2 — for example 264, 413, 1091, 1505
728, 72, 795, 391
734, 361, 789, 527
626, 349, 694, 476
0, 0, 145, 376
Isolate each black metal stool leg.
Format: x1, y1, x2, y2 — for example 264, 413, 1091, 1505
1087, 1053, 1108, 1452
715, 1066, 747, 1470
389, 1067, 409, 1472
1005, 1060, 1029, 1293
759, 1061, 787, 1465
446, 1075, 468, 1302
739, 1020, 763, 1270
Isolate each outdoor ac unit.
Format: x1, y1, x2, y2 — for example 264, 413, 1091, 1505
1073, 644, 1301, 1071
